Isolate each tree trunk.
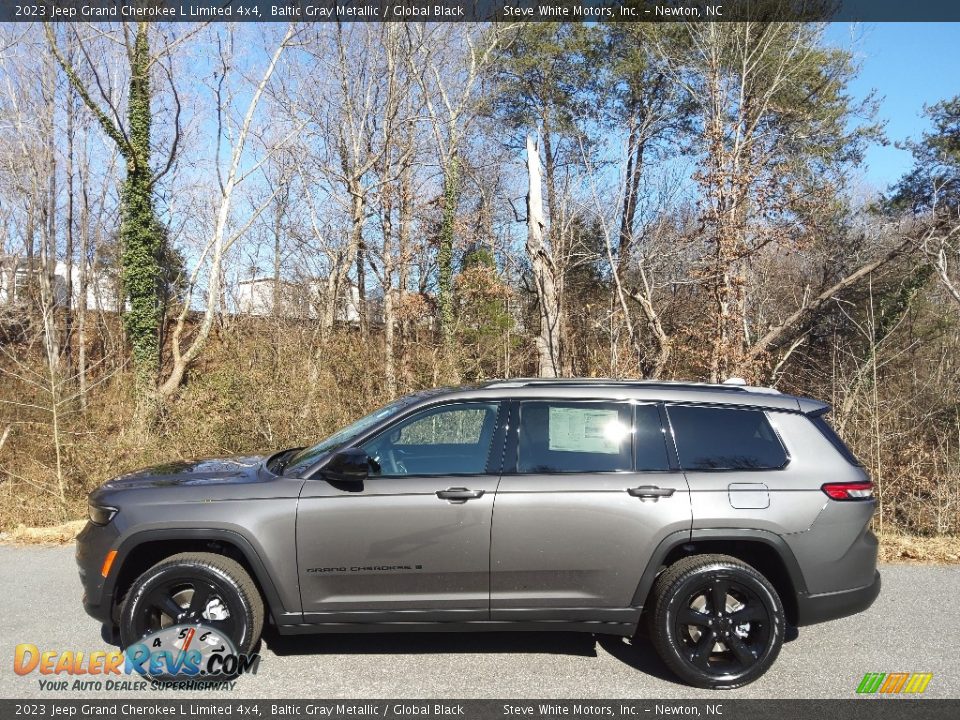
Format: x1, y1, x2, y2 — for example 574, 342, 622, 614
381, 193, 397, 398
272, 191, 285, 320
77, 174, 90, 409
526, 134, 561, 378
47, 23, 165, 415
398, 162, 413, 390
64, 83, 76, 375
39, 63, 60, 367
355, 235, 367, 335
437, 154, 459, 376
539, 122, 567, 375
157, 25, 294, 401
618, 109, 646, 279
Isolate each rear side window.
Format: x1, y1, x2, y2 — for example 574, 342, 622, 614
667, 405, 787, 471
518, 401, 632, 473
810, 414, 863, 466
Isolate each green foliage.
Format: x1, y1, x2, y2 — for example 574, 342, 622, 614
890, 96, 960, 214
455, 248, 514, 380
602, 21, 694, 135
490, 23, 602, 148
693, 23, 880, 210
49, 24, 166, 401
120, 25, 165, 396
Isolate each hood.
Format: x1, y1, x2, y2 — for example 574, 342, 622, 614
102, 455, 266, 490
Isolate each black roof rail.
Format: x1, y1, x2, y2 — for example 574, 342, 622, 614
478, 378, 779, 394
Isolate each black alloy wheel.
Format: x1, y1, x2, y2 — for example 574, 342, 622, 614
648, 554, 785, 689
133, 575, 242, 641
119, 552, 264, 656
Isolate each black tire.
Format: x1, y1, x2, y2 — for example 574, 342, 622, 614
119, 552, 264, 656
647, 554, 784, 689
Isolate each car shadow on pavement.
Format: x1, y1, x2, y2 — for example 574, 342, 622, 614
595, 635, 685, 684
262, 628, 599, 658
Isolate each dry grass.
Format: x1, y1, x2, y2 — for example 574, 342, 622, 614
878, 533, 960, 564
0, 519, 86, 545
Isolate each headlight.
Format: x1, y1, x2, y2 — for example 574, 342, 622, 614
88, 503, 118, 526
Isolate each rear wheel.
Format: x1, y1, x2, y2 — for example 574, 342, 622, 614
647, 554, 784, 689
119, 552, 263, 656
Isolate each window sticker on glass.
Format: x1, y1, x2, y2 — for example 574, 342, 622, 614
548, 407, 625, 454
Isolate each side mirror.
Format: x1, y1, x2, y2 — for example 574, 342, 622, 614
321, 448, 370, 483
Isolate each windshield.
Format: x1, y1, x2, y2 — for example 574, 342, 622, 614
282, 394, 425, 476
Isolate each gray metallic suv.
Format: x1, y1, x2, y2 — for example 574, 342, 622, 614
77, 379, 880, 688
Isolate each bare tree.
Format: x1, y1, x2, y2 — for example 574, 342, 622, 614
407, 23, 510, 376
158, 24, 297, 399
526, 134, 560, 377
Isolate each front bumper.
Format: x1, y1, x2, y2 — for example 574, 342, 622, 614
795, 570, 881, 626
75, 520, 121, 625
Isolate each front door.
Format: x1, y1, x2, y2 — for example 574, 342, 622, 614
490, 400, 692, 623
297, 401, 503, 623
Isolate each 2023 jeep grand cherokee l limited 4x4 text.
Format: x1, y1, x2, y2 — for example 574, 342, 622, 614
77, 378, 880, 689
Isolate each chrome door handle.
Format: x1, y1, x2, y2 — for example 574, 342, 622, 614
436, 487, 485, 502
628, 486, 676, 500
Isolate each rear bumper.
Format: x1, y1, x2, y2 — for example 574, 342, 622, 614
795, 570, 881, 626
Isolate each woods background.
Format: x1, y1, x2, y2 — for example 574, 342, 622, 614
0, 21, 958, 546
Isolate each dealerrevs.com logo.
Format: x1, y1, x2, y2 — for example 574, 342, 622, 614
14, 624, 259, 691
856, 673, 934, 695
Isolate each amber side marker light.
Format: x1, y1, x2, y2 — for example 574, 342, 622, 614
100, 550, 118, 577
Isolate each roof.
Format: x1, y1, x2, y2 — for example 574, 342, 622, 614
427, 377, 829, 415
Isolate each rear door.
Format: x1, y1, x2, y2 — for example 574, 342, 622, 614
489, 399, 692, 622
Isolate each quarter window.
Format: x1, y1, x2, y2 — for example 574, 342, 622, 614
361, 402, 500, 477
810, 414, 863, 466
517, 401, 632, 473
667, 405, 787, 471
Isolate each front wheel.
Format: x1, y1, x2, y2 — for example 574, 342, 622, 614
647, 554, 785, 689
119, 552, 264, 658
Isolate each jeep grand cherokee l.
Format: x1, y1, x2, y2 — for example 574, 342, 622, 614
77, 378, 880, 688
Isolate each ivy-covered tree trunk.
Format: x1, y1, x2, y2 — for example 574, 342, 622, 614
122, 25, 163, 406
47, 23, 164, 415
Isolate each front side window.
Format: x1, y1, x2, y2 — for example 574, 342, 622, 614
283, 394, 427, 475
361, 402, 500, 477
667, 405, 787, 471
517, 401, 633, 473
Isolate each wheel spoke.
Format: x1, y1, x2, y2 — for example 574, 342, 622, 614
725, 635, 757, 666
710, 581, 729, 614
188, 582, 214, 615
688, 631, 715, 669
729, 603, 766, 624
149, 592, 184, 622
677, 607, 712, 627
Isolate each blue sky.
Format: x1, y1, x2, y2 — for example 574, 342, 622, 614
824, 22, 960, 192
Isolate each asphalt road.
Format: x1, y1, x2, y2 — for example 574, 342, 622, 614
0, 545, 957, 699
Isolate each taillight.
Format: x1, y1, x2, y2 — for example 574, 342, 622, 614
821, 482, 874, 500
